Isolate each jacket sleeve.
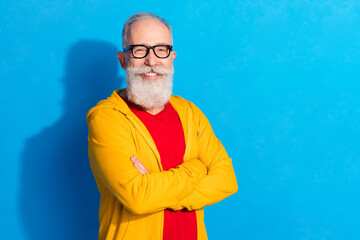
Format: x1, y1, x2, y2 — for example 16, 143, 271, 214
171, 104, 238, 211
87, 108, 207, 215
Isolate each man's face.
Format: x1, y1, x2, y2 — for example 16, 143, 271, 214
120, 18, 176, 76
117, 18, 176, 110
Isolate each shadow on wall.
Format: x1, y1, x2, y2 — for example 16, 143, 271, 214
20, 40, 124, 239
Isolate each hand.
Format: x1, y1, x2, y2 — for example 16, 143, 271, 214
130, 155, 149, 175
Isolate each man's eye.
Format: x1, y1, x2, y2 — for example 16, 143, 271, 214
134, 49, 146, 53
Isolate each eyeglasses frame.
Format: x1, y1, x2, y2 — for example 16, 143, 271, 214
123, 44, 173, 59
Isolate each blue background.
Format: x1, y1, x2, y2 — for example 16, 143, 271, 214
1, 1, 359, 239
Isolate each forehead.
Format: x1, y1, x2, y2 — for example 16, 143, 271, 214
128, 18, 173, 45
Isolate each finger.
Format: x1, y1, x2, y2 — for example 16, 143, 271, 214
137, 163, 148, 175
131, 156, 143, 169
135, 161, 148, 174
133, 162, 146, 174
131, 155, 140, 162
131, 156, 149, 174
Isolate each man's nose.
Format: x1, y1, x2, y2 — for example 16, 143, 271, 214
144, 49, 158, 66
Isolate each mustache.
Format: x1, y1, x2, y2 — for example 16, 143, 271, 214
127, 65, 174, 76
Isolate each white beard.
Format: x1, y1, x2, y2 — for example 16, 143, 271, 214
125, 65, 174, 109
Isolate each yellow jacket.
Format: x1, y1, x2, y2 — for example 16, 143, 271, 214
87, 90, 238, 240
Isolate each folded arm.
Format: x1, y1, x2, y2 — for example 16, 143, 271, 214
88, 108, 207, 215
171, 104, 238, 211
129, 103, 238, 211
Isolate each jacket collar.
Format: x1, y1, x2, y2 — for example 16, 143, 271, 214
86, 89, 193, 166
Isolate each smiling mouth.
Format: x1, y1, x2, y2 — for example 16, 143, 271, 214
144, 72, 158, 76
141, 71, 161, 79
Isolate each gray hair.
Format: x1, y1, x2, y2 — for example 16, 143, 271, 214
122, 12, 172, 48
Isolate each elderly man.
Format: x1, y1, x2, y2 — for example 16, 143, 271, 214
86, 12, 237, 240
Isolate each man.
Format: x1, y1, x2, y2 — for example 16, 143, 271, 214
87, 12, 237, 240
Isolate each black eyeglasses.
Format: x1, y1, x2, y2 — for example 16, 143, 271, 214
123, 44, 173, 59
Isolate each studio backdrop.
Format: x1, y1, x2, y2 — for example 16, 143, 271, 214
1, 1, 359, 239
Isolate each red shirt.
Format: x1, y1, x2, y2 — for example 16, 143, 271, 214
128, 101, 197, 240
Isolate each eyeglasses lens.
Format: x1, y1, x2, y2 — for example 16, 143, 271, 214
132, 46, 148, 58
154, 46, 170, 58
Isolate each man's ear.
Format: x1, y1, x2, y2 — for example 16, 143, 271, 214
117, 51, 127, 70
172, 50, 176, 60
